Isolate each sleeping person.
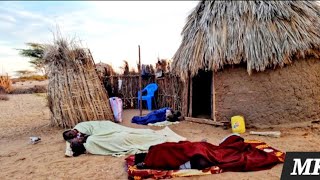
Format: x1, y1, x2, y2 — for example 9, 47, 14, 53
131, 107, 183, 125
133, 134, 285, 172
63, 120, 186, 157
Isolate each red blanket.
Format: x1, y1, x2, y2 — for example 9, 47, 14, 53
144, 135, 285, 171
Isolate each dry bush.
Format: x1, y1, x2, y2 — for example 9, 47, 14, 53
121, 60, 130, 75
10, 85, 47, 94
95, 62, 116, 77
10, 88, 33, 94
32, 85, 47, 93
11, 78, 21, 83
0, 75, 12, 92
17, 75, 47, 82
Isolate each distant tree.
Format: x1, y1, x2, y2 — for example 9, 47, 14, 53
17, 43, 46, 75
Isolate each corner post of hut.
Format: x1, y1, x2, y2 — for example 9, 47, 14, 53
212, 70, 216, 122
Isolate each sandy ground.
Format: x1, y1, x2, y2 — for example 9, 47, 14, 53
0, 81, 320, 180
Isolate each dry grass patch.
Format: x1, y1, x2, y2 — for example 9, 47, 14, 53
12, 75, 48, 83
10, 85, 47, 94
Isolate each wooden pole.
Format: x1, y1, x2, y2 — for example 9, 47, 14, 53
185, 73, 191, 117
185, 117, 225, 127
138, 45, 142, 116
249, 131, 281, 138
189, 77, 193, 117
212, 71, 216, 121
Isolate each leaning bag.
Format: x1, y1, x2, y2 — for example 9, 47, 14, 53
109, 97, 123, 123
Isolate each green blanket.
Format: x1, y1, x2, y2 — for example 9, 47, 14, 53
74, 121, 186, 156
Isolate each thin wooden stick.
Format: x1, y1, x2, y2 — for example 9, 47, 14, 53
249, 131, 281, 138
185, 117, 225, 126
138, 45, 142, 116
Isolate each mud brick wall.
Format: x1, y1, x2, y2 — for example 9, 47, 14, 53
215, 58, 320, 126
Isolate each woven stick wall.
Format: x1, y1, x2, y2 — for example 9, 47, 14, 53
0, 74, 12, 93
155, 74, 182, 111
44, 39, 114, 128
104, 73, 183, 111
105, 74, 154, 109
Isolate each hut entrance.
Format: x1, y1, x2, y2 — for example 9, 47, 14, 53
192, 70, 212, 119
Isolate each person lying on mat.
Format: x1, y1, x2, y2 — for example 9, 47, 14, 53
63, 128, 87, 141
133, 134, 285, 172
63, 121, 186, 157
134, 146, 211, 170
63, 120, 114, 141
131, 107, 184, 125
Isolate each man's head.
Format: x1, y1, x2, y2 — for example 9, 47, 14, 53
71, 136, 86, 144
70, 138, 86, 156
167, 110, 183, 122
174, 111, 181, 118
63, 129, 78, 141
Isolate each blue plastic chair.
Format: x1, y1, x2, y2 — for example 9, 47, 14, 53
137, 83, 158, 111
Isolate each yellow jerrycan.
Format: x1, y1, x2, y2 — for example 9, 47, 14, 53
231, 115, 246, 134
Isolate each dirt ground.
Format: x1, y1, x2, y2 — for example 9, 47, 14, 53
0, 81, 320, 180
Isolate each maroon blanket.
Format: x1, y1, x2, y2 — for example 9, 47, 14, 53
144, 135, 285, 171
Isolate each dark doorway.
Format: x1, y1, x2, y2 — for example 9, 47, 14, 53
192, 70, 212, 119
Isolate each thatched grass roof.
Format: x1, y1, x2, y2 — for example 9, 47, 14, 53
172, 1, 320, 80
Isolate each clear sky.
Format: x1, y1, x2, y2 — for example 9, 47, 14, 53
0, 1, 198, 76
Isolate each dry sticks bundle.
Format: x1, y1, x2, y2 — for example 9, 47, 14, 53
44, 38, 114, 128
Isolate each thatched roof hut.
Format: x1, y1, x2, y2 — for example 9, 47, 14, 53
172, 1, 320, 125
44, 38, 114, 128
